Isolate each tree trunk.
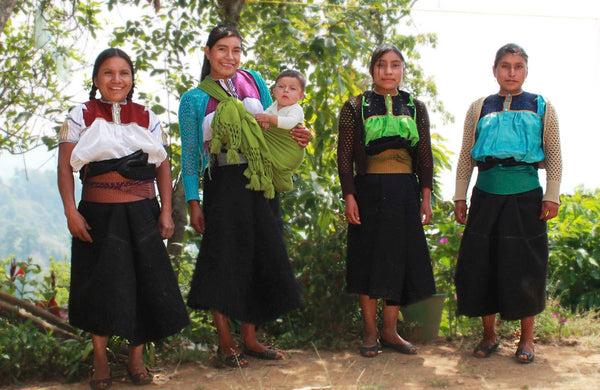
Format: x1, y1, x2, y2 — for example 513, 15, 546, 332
0, 0, 17, 34
216, 0, 245, 25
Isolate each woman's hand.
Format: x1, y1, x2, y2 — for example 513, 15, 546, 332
344, 194, 361, 225
454, 200, 468, 225
66, 209, 93, 243
158, 210, 175, 239
290, 124, 311, 148
420, 187, 432, 225
539, 200, 559, 221
189, 200, 205, 233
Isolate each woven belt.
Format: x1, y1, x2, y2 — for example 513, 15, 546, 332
82, 171, 155, 203
366, 149, 413, 174
216, 151, 248, 166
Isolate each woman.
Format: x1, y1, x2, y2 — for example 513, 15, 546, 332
178, 25, 310, 368
58, 48, 189, 389
337, 43, 436, 357
453, 43, 562, 363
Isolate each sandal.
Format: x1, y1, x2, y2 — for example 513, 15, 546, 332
515, 348, 535, 363
217, 348, 249, 368
243, 345, 283, 360
473, 341, 499, 358
380, 338, 417, 355
89, 368, 112, 390
127, 366, 153, 385
359, 343, 380, 358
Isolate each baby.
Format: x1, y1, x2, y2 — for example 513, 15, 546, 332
254, 70, 306, 192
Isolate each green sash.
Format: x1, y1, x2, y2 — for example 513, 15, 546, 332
199, 77, 275, 198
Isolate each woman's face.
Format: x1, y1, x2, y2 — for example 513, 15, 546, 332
93, 56, 133, 103
371, 50, 404, 95
494, 53, 528, 95
205, 35, 242, 80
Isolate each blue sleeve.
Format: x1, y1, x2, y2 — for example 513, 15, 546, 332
179, 89, 209, 203
247, 69, 273, 109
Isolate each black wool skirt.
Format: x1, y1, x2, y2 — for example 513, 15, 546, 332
455, 187, 548, 320
69, 199, 189, 345
187, 164, 303, 324
346, 173, 436, 306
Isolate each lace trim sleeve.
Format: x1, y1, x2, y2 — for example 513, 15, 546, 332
414, 99, 433, 189
337, 97, 359, 197
540, 100, 562, 203
453, 98, 484, 201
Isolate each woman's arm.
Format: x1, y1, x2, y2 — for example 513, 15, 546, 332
155, 157, 175, 239
539, 100, 562, 220
57, 142, 92, 242
453, 99, 483, 202
337, 98, 358, 198
179, 92, 203, 203
414, 99, 434, 190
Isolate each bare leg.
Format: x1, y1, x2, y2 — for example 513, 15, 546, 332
242, 322, 283, 359
212, 310, 241, 355
127, 344, 146, 374
91, 334, 110, 380
517, 316, 535, 360
474, 314, 498, 357
358, 294, 379, 356
381, 301, 416, 353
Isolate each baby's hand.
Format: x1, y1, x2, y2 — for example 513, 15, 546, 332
258, 121, 270, 130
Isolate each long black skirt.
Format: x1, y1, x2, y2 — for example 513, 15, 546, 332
346, 173, 436, 306
187, 164, 302, 324
455, 187, 548, 320
69, 199, 189, 345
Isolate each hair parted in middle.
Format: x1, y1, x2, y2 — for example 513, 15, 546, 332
368, 43, 405, 78
493, 43, 528, 69
89, 47, 135, 101
200, 25, 243, 81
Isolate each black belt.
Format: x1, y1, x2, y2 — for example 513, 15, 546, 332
477, 157, 539, 172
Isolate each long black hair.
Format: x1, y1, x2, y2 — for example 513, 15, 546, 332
200, 25, 243, 81
89, 48, 135, 101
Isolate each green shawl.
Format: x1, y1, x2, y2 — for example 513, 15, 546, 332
200, 77, 275, 198
199, 77, 303, 197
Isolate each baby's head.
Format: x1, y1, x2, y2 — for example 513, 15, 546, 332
273, 69, 306, 108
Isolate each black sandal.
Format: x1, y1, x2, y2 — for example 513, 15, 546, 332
89, 368, 112, 390
380, 338, 417, 355
515, 348, 535, 363
127, 366, 153, 385
217, 348, 249, 368
473, 341, 499, 358
359, 343, 380, 358
243, 345, 283, 360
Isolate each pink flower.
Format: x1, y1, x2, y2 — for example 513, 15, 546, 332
453, 294, 457, 300
457, 232, 463, 237
439, 237, 449, 244
560, 317, 567, 323
552, 313, 558, 318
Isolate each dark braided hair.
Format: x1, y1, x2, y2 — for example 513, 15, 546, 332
89, 48, 135, 101
200, 25, 243, 81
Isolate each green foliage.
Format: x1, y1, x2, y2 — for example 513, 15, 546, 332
0, 318, 91, 385
547, 188, 600, 311
0, 0, 102, 153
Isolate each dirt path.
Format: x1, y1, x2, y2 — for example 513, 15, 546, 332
10, 340, 600, 389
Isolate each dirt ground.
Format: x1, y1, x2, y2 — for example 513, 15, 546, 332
9, 339, 600, 390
